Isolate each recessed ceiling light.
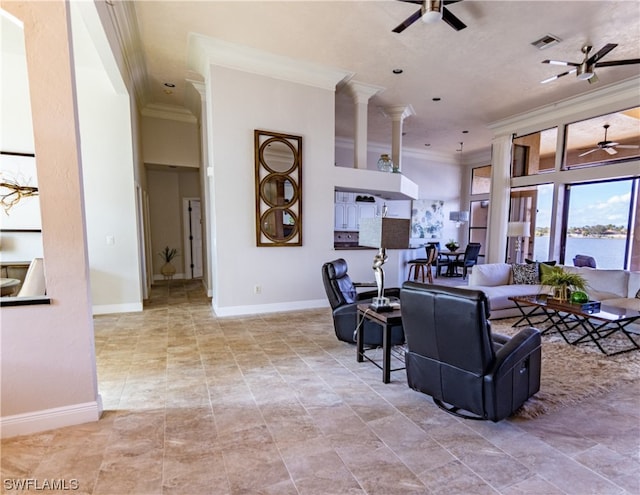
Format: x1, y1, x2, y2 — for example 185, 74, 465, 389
432, 97, 441, 102
424, 143, 431, 147
531, 34, 561, 50
392, 69, 403, 74
462, 130, 469, 134
164, 82, 176, 88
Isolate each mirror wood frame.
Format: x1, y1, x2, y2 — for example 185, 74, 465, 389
254, 130, 302, 246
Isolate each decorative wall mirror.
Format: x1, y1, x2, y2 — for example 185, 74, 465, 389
254, 130, 302, 246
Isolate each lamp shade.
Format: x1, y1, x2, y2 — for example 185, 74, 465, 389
449, 211, 469, 222
359, 218, 411, 249
507, 221, 531, 237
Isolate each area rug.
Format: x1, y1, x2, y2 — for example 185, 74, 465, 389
491, 318, 640, 419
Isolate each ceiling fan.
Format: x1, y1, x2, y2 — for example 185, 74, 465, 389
541, 44, 640, 84
578, 124, 640, 157
392, 0, 466, 34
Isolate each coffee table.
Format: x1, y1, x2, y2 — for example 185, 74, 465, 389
509, 294, 640, 356
356, 303, 405, 383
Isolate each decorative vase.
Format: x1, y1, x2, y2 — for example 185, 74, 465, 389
552, 285, 569, 302
377, 154, 393, 173
570, 290, 589, 304
161, 262, 176, 278
445, 243, 459, 252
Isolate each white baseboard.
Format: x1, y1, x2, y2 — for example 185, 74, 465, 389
213, 298, 329, 317
1, 398, 102, 439
93, 302, 143, 315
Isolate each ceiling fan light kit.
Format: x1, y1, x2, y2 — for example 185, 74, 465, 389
392, 0, 466, 33
541, 43, 639, 84
421, 1, 443, 24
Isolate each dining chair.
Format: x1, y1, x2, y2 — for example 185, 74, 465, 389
452, 243, 481, 280
407, 244, 437, 283
17, 258, 46, 297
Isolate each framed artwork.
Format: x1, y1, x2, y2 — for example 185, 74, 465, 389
0, 152, 41, 231
410, 199, 444, 239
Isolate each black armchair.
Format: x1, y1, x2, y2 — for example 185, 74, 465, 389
321, 258, 404, 346
400, 282, 541, 422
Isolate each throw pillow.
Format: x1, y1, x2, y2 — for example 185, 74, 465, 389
539, 262, 556, 281
512, 263, 539, 285
636, 288, 640, 299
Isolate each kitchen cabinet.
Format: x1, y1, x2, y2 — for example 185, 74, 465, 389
334, 202, 358, 231
334, 192, 379, 231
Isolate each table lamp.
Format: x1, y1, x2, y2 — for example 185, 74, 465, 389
507, 221, 531, 264
359, 217, 411, 311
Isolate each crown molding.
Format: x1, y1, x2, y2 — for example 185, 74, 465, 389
489, 77, 640, 136
141, 103, 197, 123
187, 34, 354, 91
100, 0, 150, 110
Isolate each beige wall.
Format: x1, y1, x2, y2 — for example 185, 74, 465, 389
147, 167, 200, 278
142, 116, 200, 168
0, 0, 100, 435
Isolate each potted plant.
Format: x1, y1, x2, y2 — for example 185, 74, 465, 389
445, 239, 459, 252
159, 246, 179, 278
540, 266, 587, 302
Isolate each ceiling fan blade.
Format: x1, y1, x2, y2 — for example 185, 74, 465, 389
578, 148, 599, 157
595, 58, 640, 67
587, 43, 617, 65
541, 68, 577, 84
395, 0, 423, 3
542, 60, 579, 67
392, 8, 422, 33
443, 0, 464, 4
616, 144, 640, 149
442, 6, 467, 30
605, 147, 618, 155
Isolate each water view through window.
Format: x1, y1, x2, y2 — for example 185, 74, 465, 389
533, 180, 636, 269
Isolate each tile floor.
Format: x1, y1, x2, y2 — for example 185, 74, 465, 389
1, 279, 639, 494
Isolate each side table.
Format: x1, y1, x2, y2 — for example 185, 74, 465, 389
356, 303, 405, 383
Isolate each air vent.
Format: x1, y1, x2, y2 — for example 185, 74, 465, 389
531, 34, 562, 50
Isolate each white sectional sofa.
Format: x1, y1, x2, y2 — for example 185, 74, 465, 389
466, 262, 640, 319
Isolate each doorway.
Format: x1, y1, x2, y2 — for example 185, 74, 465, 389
182, 198, 203, 279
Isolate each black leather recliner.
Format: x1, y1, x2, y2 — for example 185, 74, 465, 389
400, 282, 541, 422
321, 258, 404, 346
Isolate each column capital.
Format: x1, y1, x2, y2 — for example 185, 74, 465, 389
381, 104, 415, 121
345, 80, 385, 104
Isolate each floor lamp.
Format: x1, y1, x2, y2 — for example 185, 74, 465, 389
507, 221, 530, 264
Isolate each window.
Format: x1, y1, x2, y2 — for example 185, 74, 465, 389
471, 165, 491, 195
512, 128, 558, 177
562, 179, 637, 269
565, 107, 640, 169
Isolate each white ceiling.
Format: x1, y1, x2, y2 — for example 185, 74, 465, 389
129, 1, 640, 156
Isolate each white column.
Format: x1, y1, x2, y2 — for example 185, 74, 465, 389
346, 81, 384, 169
382, 104, 415, 173
486, 134, 512, 263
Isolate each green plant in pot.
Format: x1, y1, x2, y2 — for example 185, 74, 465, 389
445, 239, 459, 252
159, 246, 179, 278
540, 266, 587, 302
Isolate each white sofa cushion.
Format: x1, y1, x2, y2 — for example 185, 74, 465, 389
628, 272, 640, 299
466, 284, 543, 311
601, 297, 640, 311
468, 263, 511, 287
564, 266, 629, 299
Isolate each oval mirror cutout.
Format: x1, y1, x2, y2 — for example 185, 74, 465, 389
261, 139, 296, 174
260, 176, 296, 207
261, 208, 298, 242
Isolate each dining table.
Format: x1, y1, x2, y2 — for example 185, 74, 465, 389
440, 250, 465, 277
